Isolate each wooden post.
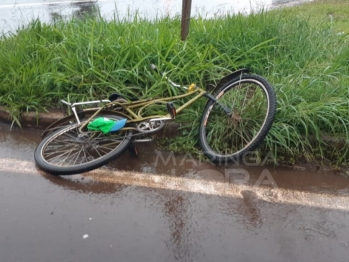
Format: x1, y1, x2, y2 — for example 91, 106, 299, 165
181, 0, 192, 40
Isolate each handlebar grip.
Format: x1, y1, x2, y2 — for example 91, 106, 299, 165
150, 64, 183, 89
150, 64, 161, 75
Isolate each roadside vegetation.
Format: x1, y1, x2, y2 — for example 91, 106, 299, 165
0, 0, 348, 167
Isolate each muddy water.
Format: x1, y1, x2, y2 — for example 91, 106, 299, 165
2, 121, 347, 195
105, 141, 349, 194
1, 123, 349, 262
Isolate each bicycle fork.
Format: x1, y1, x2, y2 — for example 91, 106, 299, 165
204, 93, 232, 115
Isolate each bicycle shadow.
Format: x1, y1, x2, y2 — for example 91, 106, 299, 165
38, 168, 128, 195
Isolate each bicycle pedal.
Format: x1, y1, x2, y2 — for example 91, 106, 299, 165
128, 143, 139, 157
166, 102, 177, 119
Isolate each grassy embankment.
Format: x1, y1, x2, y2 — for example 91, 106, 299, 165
0, 0, 348, 166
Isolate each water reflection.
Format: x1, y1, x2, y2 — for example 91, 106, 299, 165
48, 1, 99, 22
163, 193, 194, 261
72, 2, 98, 19
39, 171, 129, 194
238, 190, 263, 228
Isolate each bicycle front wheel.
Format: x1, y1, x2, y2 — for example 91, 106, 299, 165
199, 74, 276, 163
34, 113, 132, 175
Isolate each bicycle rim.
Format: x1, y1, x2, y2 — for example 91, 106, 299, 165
35, 115, 132, 175
200, 75, 276, 162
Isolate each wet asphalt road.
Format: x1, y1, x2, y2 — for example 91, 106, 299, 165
0, 1, 348, 261
1, 122, 349, 262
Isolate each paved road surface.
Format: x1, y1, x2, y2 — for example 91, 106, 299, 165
0, 123, 349, 262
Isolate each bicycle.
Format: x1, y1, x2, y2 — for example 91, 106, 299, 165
34, 65, 276, 175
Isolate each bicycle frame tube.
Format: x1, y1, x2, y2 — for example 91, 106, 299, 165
123, 87, 208, 122
77, 87, 208, 133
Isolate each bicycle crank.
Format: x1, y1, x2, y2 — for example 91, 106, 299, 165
136, 120, 165, 133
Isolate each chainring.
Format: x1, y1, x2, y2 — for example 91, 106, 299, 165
136, 120, 164, 133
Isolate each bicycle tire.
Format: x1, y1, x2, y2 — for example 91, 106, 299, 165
199, 74, 276, 163
34, 113, 132, 175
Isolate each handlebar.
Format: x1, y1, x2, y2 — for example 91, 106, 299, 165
150, 64, 188, 90
61, 99, 111, 107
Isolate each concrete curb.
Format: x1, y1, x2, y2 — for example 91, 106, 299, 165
1, 106, 347, 173
0, 106, 64, 129
0, 106, 181, 137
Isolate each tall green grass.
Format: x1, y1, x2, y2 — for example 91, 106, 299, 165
0, 2, 348, 165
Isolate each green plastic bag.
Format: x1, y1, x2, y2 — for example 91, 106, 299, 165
87, 117, 116, 134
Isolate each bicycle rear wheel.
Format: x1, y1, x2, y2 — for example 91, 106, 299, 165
199, 74, 276, 163
41, 109, 120, 138
34, 113, 132, 175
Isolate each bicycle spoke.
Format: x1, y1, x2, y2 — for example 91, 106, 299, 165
200, 75, 275, 160
35, 111, 133, 175
40, 125, 127, 167
46, 146, 81, 165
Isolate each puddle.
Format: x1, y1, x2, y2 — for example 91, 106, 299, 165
1, 121, 348, 197
104, 141, 349, 196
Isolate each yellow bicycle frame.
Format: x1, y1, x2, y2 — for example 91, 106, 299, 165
77, 85, 208, 133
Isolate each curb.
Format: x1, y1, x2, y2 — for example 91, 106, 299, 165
0, 106, 181, 136
1, 106, 347, 173
0, 106, 347, 147
0, 106, 64, 129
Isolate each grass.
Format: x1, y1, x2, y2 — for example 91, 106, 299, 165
276, 0, 349, 33
0, 0, 349, 166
